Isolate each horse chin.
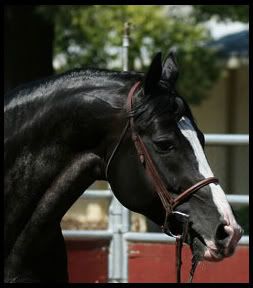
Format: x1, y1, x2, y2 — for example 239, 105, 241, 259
188, 232, 224, 263
188, 234, 205, 262
203, 248, 224, 262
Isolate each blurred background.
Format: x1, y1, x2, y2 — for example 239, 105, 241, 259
4, 5, 249, 234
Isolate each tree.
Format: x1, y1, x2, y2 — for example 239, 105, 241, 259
52, 5, 223, 104
5, 5, 248, 103
193, 5, 249, 23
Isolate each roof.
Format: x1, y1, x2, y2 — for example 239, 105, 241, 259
207, 30, 248, 58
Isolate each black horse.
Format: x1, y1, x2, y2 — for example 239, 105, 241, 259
4, 51, 242, 282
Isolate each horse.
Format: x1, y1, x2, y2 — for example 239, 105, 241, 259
4, 51, 243, 282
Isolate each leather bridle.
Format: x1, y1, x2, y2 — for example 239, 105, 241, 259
105, 81, 219, 283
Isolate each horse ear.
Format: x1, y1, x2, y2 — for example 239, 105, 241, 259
144, 52, 162, 95
161, 48, 179, 85
173, 97, 185, 121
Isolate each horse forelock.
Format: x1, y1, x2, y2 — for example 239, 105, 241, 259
132, 82, 197, 134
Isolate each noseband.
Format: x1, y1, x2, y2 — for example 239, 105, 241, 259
105, 81, 219, 283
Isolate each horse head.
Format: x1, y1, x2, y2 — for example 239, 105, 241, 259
106, 51, 243, 263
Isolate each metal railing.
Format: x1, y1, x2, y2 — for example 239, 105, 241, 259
62, 188, 249, 282
205, 134, 249, 145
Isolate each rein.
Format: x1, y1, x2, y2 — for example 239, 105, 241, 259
105, 81, 219, 283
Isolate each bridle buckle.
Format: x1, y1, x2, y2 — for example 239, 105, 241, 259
162, 210, 189, 241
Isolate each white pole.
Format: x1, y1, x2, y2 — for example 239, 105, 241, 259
108, 196, 129, 283
122, 22, 130, 72
108, 22, 132, 283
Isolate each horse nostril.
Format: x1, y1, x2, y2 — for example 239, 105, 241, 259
215, 223, 230, 242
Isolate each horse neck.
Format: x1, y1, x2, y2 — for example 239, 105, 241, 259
4, 71, 142, 166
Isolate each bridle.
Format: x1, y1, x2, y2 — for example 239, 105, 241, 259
105, 81, 219, 283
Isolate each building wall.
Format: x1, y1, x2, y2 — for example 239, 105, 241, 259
230, 65, 249, 195
191, 65, 248, 133
190, 64, 249, 195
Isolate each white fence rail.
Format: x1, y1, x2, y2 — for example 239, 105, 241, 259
62, 230, 249, 245
205, 134, 249, 145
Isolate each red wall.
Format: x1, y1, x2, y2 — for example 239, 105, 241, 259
66, 240, 249, 283
128, 243, 249, 283
66, 240, 109, 283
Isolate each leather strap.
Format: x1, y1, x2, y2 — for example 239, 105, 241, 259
172, 177, 219, 208
126, 81, 219, 213
126, 81, 220, 283
106, 80, 220, 283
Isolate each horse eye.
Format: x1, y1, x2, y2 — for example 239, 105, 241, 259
154, 140, 175, 152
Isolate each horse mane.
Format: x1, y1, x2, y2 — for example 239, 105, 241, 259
4, 67, 199, 139
4, 68, 143, 107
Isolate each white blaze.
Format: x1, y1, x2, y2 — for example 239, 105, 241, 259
177, 117, 237, 227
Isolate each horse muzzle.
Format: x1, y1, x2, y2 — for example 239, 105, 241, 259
204, 223, 243, 262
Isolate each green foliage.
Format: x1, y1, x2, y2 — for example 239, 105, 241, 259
193, 5, 249, 23
176, 47, 221, 104
50, 5, 226, 104
36, 5, 249, 103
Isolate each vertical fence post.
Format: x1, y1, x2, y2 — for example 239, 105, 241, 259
108, 197, 129, 282
122, 22, 130, 72
108, 21, 131, 283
